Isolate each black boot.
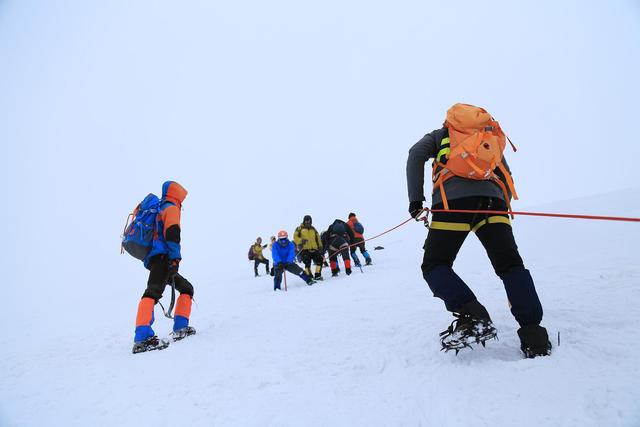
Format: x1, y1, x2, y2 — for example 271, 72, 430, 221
314, 272, 323, 281
457, 299, 492, 321
517, 325, 552, 358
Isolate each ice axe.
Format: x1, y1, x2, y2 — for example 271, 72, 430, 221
158, 276, 176, 319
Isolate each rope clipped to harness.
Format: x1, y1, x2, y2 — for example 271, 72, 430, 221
422, 208, 640, 223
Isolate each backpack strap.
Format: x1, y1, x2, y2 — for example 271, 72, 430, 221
461, 155, 489, 178
490, 175, 515, 219
436, 137, 451, 163
121, 212, 135, 254
434, 171, 451, 210
496, 161, 518, 201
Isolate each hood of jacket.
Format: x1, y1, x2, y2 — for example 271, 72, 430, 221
162, 181, 188, 206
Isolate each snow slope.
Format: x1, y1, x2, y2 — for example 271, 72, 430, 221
1, 189, 639, 427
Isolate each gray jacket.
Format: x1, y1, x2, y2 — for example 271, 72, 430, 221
406, 127, 513, 206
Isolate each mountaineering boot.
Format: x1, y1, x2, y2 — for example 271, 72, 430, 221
363, 250, 372, 265
132, 335, 170, 354
331, 269, 339, 277
439, 300, 497, 354
458, 299, 491, 319
300, 273, 315, 286
352, 254, 361, 267
314, 272, 323, 281
517, 325, 552, 358
346, 268, 352, 275
255, 272, 259, 277
172, 326, 196, 342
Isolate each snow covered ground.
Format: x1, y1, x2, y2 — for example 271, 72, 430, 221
2, 189, 639, 427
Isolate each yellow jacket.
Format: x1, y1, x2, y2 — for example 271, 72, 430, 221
293, 225, 322, 250
252, 243, 267, 260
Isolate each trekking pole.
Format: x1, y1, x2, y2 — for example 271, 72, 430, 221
283, 270, 288, 292
158, 276, 176, 319
351, 250, 364, 273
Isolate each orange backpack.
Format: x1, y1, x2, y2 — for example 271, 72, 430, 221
432, 103, 519, 210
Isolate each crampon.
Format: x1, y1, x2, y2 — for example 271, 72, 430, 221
439, 313, 498, 355
171, 326, 196, 342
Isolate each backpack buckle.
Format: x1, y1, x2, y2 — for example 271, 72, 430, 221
484, 126, 494, 131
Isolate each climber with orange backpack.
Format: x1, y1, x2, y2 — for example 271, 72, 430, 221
406, 103, 551, 358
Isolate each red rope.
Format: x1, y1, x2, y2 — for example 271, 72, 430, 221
324, 208, 638, 260
426, 208, 640, 222
327, 217, 416, 259
326, 208, 639, 260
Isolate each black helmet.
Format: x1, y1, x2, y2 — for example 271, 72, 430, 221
303, 215, 312, 224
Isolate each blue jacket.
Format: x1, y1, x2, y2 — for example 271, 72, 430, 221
143, 181, 188, 268
271, 239, 296, 265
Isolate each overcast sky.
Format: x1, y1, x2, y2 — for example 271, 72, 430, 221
2, 1, 639, 293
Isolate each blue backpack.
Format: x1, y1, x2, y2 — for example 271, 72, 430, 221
354, 222, 364, 234
121, 193, 161, 260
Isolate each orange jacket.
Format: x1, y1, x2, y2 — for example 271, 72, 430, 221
347, 217, 364, 239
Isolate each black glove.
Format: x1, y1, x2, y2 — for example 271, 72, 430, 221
409, 201, 423, 218
168, 259, 180, 278
300, 239, 308, 246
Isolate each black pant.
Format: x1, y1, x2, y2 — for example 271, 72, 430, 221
328, 237, 351, 263
254, 258, 270, 275
421, 197, 543, 326
144, 255, 194, 301
300, 249, 323, 269
350, 237, 367, 254
273, 262, 306, 289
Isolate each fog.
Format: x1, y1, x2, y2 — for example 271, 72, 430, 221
2, 0, 638, 318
